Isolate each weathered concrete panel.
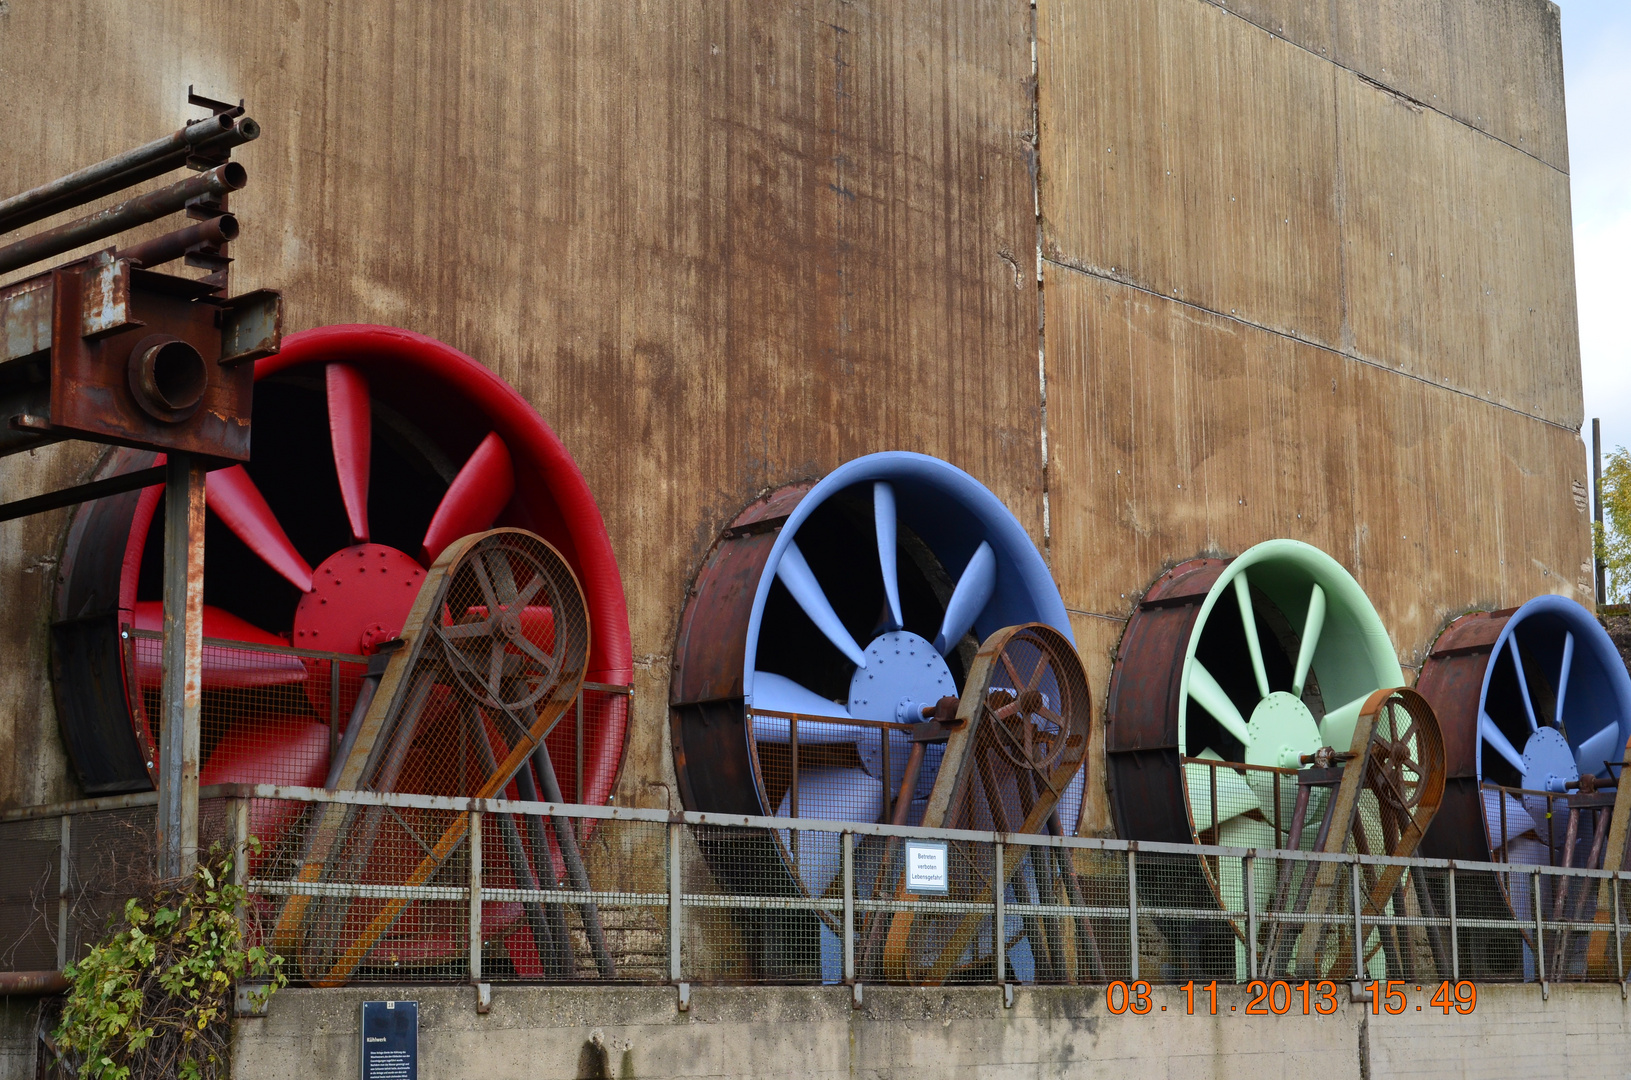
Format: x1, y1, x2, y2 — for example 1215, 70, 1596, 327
1037, 0, 1345, 348
1339, 71, 1580, 426
1196, 0, 1568, 172
1043, 269, 1592, 669
1038, 0, 1578, 427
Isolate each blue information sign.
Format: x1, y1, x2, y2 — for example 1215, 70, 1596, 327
360, 1000, 418, 1080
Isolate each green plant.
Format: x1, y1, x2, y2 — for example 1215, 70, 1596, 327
1597, 447, 1631, 605
52, 844, 286, 1080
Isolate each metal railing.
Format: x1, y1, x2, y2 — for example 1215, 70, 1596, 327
5, 785, 1631, 989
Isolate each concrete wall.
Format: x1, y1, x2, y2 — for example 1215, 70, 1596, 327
183, 983, 1631, 1079
0, 0, 1587, 840
4, 980, 1624, 1079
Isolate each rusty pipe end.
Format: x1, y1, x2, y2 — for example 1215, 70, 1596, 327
0, 970, 69, 996
215, 161, 248, 192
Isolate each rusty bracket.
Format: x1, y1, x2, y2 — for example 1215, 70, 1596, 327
216, 289, 282, 365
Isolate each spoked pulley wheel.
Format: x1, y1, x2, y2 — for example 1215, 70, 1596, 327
873, 623, 1095, 985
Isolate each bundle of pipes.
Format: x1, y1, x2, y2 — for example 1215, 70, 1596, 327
0, 110, 257, 277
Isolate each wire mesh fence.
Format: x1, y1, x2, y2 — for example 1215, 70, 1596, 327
7, 787, 1631, 990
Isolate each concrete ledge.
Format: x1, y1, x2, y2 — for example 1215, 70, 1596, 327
225, 981, 1628, 1080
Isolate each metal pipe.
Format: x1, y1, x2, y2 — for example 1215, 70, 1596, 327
0, 163, 246, 276
4, 118, 260, 235
115, 214, 238, 270
0, 971, 68, 996
0, 115, 232, 233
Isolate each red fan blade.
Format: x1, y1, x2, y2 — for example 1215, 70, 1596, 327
133, 602, 309, 688
206, 465, 315, 592
326, 362, 371, 543
420, 432, 514, 564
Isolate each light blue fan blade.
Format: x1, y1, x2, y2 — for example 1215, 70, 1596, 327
1554, 631, 1574, 730
776, 540, 868, 668
1507, 636, 1540, 733
750, 672, 862, 747
1480, 713, 1527, 775
875, 482, 903, 631
1575, 721, 1622, 779
933, 541, 996, 655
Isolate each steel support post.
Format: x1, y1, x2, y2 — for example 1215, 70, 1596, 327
1352, 859, 1364, 980
1534, 868, 1547, 993
56, 815, 70, 971
668, 821, 683, 983
1448, 865, 1458, 982
468, 810, 483, 984
1614, 873, 1625, 985
1244, 853, 1257, 980
157, 454, 205, 879
842, 831, 855, 984
1128, 847, 1139, 981
575, 694, 585, 810
228, 798, 250, 944
993, 841, 1005, 985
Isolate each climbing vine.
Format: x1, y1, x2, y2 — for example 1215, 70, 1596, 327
50, 844, 285, 1080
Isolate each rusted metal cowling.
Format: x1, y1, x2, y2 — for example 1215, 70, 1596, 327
1414, 609, 1513, 861
1103, 557, 1227, 843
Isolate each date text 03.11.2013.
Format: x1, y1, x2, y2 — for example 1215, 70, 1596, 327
1104, 980, 1479, 1015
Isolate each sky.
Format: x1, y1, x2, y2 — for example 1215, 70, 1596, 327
1557, 0, 1631, 466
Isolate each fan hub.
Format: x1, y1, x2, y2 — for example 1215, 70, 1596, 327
1244, 691, 1323, 770
293, 544, 427, 655
1520, 725, 1577, 793
847, 631, 957, 723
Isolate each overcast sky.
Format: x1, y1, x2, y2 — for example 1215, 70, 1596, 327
1557, 0, 1631, 466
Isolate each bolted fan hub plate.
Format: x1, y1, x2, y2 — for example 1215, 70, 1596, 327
1520, 725, 1577, 794
847, 630, 957, 724
293, 544, 427, 655
1245, 691, 1323, 770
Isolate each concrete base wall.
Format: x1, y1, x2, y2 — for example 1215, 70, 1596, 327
3, 982, 1624, 1079
232, 982, 1630, 1080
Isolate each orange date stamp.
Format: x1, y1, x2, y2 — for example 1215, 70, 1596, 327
1105, 979, 1479, 1015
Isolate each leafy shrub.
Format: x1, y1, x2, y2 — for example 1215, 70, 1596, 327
51, 845, 285, 1080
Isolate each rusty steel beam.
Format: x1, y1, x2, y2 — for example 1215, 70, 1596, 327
115, 214, 238, 270
156, 453, 206, 879
0, 163, 245, 277
0, 465, 167, 524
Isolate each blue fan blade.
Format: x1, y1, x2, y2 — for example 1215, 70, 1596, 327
933, 541, 996, 655
776, 541, 868, 668
875, 482, 903, 631
1575, 721, 1622, 779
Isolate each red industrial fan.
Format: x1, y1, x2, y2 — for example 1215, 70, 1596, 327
52, 325, 632, 817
